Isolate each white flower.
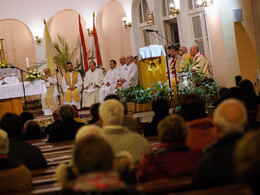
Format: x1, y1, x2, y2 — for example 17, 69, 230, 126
30, 75, 33, 78
33, 71, 36, 74
29, 70, 32, 73
37, 75, 41, 78
33, 68, 37, 71
42, 72, 45, 76
39, 70, 42, 72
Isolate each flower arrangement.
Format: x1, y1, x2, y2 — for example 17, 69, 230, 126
26, 69, 45, 82
0, 61, 8, 69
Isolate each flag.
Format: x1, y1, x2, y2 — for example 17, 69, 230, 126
78, 15, 88, 76
44, 19, 56, 75
92, 12, 102, 66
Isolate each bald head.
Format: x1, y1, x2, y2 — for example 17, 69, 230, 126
179, 46, 188, 57
43, 68, 51, 78
119, 56, 126, 65
190, 45, 199, 57
214, 99, 247, 135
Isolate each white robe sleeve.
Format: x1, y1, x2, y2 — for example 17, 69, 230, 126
76, 72, 83, 92
47, 76, 57, 85
96, 69, 104, 87
83, 72, 89, 88
126, 63, 138, 84
62, 76, 69, 92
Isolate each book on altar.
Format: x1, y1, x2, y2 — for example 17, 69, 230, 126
0, 74, 19, 85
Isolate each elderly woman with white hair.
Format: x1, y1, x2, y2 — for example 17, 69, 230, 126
0, 129, 32, 192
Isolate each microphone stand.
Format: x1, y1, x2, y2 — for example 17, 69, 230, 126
11, 67, 29, 111
153, 31, 180, 95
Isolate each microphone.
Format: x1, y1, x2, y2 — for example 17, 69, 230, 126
145, 29, 159, 33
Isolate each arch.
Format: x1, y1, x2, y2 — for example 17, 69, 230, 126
0, 19, 36, 70
99, 0, 132, 69
47, 9, 90, 66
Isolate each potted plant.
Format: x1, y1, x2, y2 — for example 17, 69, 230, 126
116, 85, 139, 112
135, 87, 153, 112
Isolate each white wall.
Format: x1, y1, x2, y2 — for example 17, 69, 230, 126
0, 0, 136, 62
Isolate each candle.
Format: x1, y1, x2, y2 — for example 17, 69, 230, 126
0, 26, 2, 39
26, 57, 29, 68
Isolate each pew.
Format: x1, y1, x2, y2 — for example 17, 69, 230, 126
174, 184, 251, 195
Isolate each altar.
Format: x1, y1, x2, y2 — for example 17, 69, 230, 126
0, 80, 47, 118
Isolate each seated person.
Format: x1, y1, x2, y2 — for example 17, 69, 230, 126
43, 110, 62, 135
212, 87, 228, 107
47, 105, 85, 143
180, 95, 218, 150
88, 103, 100, 124
22, 120, 46, 140
235, 130, 260, 195
20, 111, 34, 134
191, 99, 247, 189
144, 98, 170, 137
0, 129, 32, 193
138, 115, 202, 182
0, 113, 47, 170
99, 99, 151, 162
95, 94, 142, 134
56, 134, 139, 194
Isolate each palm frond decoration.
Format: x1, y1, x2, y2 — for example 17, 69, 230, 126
53, 35, 80, 72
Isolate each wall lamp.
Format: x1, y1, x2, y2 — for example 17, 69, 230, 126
35, 36, 42, 44
146, 12, 154, 25
122, 17, 132, 29
169, 3, 180, 16
197, 0, 214, 7
87, 28, 93, 37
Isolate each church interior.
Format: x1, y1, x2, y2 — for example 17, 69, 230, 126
0, 0, 260, 194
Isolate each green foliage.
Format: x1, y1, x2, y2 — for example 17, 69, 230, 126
53, 35, 80, 72
116, 82, 172, 104
150, 81, 173, 100
172, 58, 219, 112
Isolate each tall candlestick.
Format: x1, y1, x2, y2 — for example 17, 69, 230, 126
26, 57, 29, 68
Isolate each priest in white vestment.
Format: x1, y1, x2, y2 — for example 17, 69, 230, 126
117, 55, 138, 89
99, 60, 120, 102
82, 61, 104, 108
62, 62, 83, 109
42, 68, 59, 115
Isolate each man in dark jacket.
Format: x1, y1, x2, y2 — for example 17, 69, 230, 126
47, 105, 84, 143
191, 98, 247, 189
0, 113, 47, 170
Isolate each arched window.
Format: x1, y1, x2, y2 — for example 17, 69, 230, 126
161, 0, 180, 47
138, 0, 152, 46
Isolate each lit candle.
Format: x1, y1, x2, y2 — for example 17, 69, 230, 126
26, 57, 29, 68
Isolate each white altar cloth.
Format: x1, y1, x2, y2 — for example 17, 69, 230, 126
0, 80, 47, 100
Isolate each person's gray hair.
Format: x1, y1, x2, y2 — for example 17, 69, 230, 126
59, 105, 75, 120
0, 129, 9, 155
99, 99, 124, 126
158, 114, 188, 142
214, 98, 247, 134
75, 125, 103, 142
24, 120, 41, 131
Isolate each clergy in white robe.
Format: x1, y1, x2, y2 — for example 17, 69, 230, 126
42, 68, 59, 115
99, 60, 120, 102
118, 55, 138, 89
82, 61, 104, 108
62, 62, 83, 109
